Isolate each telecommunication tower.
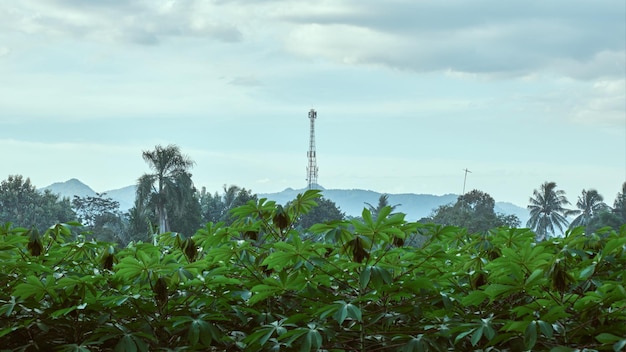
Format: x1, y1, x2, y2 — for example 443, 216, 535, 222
306, 109, 319, 189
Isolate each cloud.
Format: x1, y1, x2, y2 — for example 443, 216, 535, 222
280, 0, 625, 80
0, 0, 243, 44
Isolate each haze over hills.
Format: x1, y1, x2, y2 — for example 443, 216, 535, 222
41, 179, 137, 212
41, 179, 529, 224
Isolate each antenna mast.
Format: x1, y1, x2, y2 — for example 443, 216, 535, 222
306, 109, 319, 189
462, 168, 472, 194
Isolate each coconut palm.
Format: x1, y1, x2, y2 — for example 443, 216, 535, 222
527, 182, 576, 240
569, 189, 608, 229
136, 145, 195, 234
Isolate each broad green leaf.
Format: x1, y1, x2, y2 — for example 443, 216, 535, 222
579, 264, 596, 280
596, 332, 622, 344
13, 275, 46, 301
524, 321, 537, 350
454, 328, 475, 344
461, 291, 487, 307
51, 306, 78, 318
549, 347, 576, 352
115, 335, 137, 352
471, 325, 483, 346
359, 266, 371, 290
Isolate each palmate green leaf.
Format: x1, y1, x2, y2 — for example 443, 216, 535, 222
245, 318, 294, 347
332, 301, 362, 325
261, 242, 300, 271
302, 328, 323, 352
230, 198, 276, 221
13, 275, 47, 301
461, 290, 488, 307
249, 281, 284, 306
289, 189, 322, 218
484, 283, 517, 301
114, 257, 148, 281
187, 319, 214, 346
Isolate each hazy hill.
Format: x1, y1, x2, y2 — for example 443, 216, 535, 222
259, 187, 529, 224
41, 179, 136, 211
42, 178, 97, 199
41, 179, 529, 224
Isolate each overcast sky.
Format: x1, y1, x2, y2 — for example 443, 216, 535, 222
1, 0, 624, 207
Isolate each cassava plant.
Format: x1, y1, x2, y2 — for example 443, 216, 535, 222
0, 189, 625, 351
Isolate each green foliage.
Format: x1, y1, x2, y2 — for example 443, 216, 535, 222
200, 184, 258, 225
428, 189, 520, 233
527, 181, 577, 240
294, 196, 344, 230
72, 193, 129, 244
135, 144, 196, 235
0, 175, 76, 233
2, 189, 626, 351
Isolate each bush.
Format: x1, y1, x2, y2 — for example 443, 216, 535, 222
1, 190, 625, 351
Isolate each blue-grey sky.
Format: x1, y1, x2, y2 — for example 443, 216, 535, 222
1, 0, 624, 207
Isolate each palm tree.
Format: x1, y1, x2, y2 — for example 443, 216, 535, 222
136, 145, 195, 234
569, 189, 608, 229
527, 182, 576, 240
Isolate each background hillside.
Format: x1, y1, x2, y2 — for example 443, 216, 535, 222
42, 180, 529, 224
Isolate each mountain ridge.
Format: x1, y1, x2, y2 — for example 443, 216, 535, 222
41, 179, 529, 224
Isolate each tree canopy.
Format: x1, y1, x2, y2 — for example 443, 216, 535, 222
527, 182, 576, 240
0, 175, 75, 232
135, 145, 195, 234
295, 196, 345, 229
427, 189, 520, 233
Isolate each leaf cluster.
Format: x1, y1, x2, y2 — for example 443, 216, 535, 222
1, 189, 626, 351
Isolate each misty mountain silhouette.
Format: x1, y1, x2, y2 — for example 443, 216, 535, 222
42, 179, 529, 224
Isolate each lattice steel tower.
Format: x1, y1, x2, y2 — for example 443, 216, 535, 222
306, 109, 319, 189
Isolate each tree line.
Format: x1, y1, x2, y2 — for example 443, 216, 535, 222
0, 144, 624, 244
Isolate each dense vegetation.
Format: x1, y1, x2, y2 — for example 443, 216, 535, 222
1, 144, 625, 350
1, 189, 626, 351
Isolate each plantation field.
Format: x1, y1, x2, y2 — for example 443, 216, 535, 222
1, 190, 625, 351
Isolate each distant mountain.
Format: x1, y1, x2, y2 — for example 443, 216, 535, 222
41, 179, 136, 211
41, 179, 529, 224
103, 185, 137, 211
42, 178, 97, 199
259, 187, 529, 224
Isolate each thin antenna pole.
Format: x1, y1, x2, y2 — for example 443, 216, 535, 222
306, 109, 318, 189
462, 168, 472, 195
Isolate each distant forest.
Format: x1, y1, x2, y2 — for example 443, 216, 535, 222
1, 144, 624, 245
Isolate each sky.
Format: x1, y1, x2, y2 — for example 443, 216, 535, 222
1, 0, 625, 207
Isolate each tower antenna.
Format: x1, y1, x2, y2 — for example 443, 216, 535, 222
462, 168, 472, 195
306, 109, 319, 189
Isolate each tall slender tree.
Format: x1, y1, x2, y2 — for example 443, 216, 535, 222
136, 145, 195, 234
527, 182, 575, 240
613, 182, 626, 222
569, 189, 608, 229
